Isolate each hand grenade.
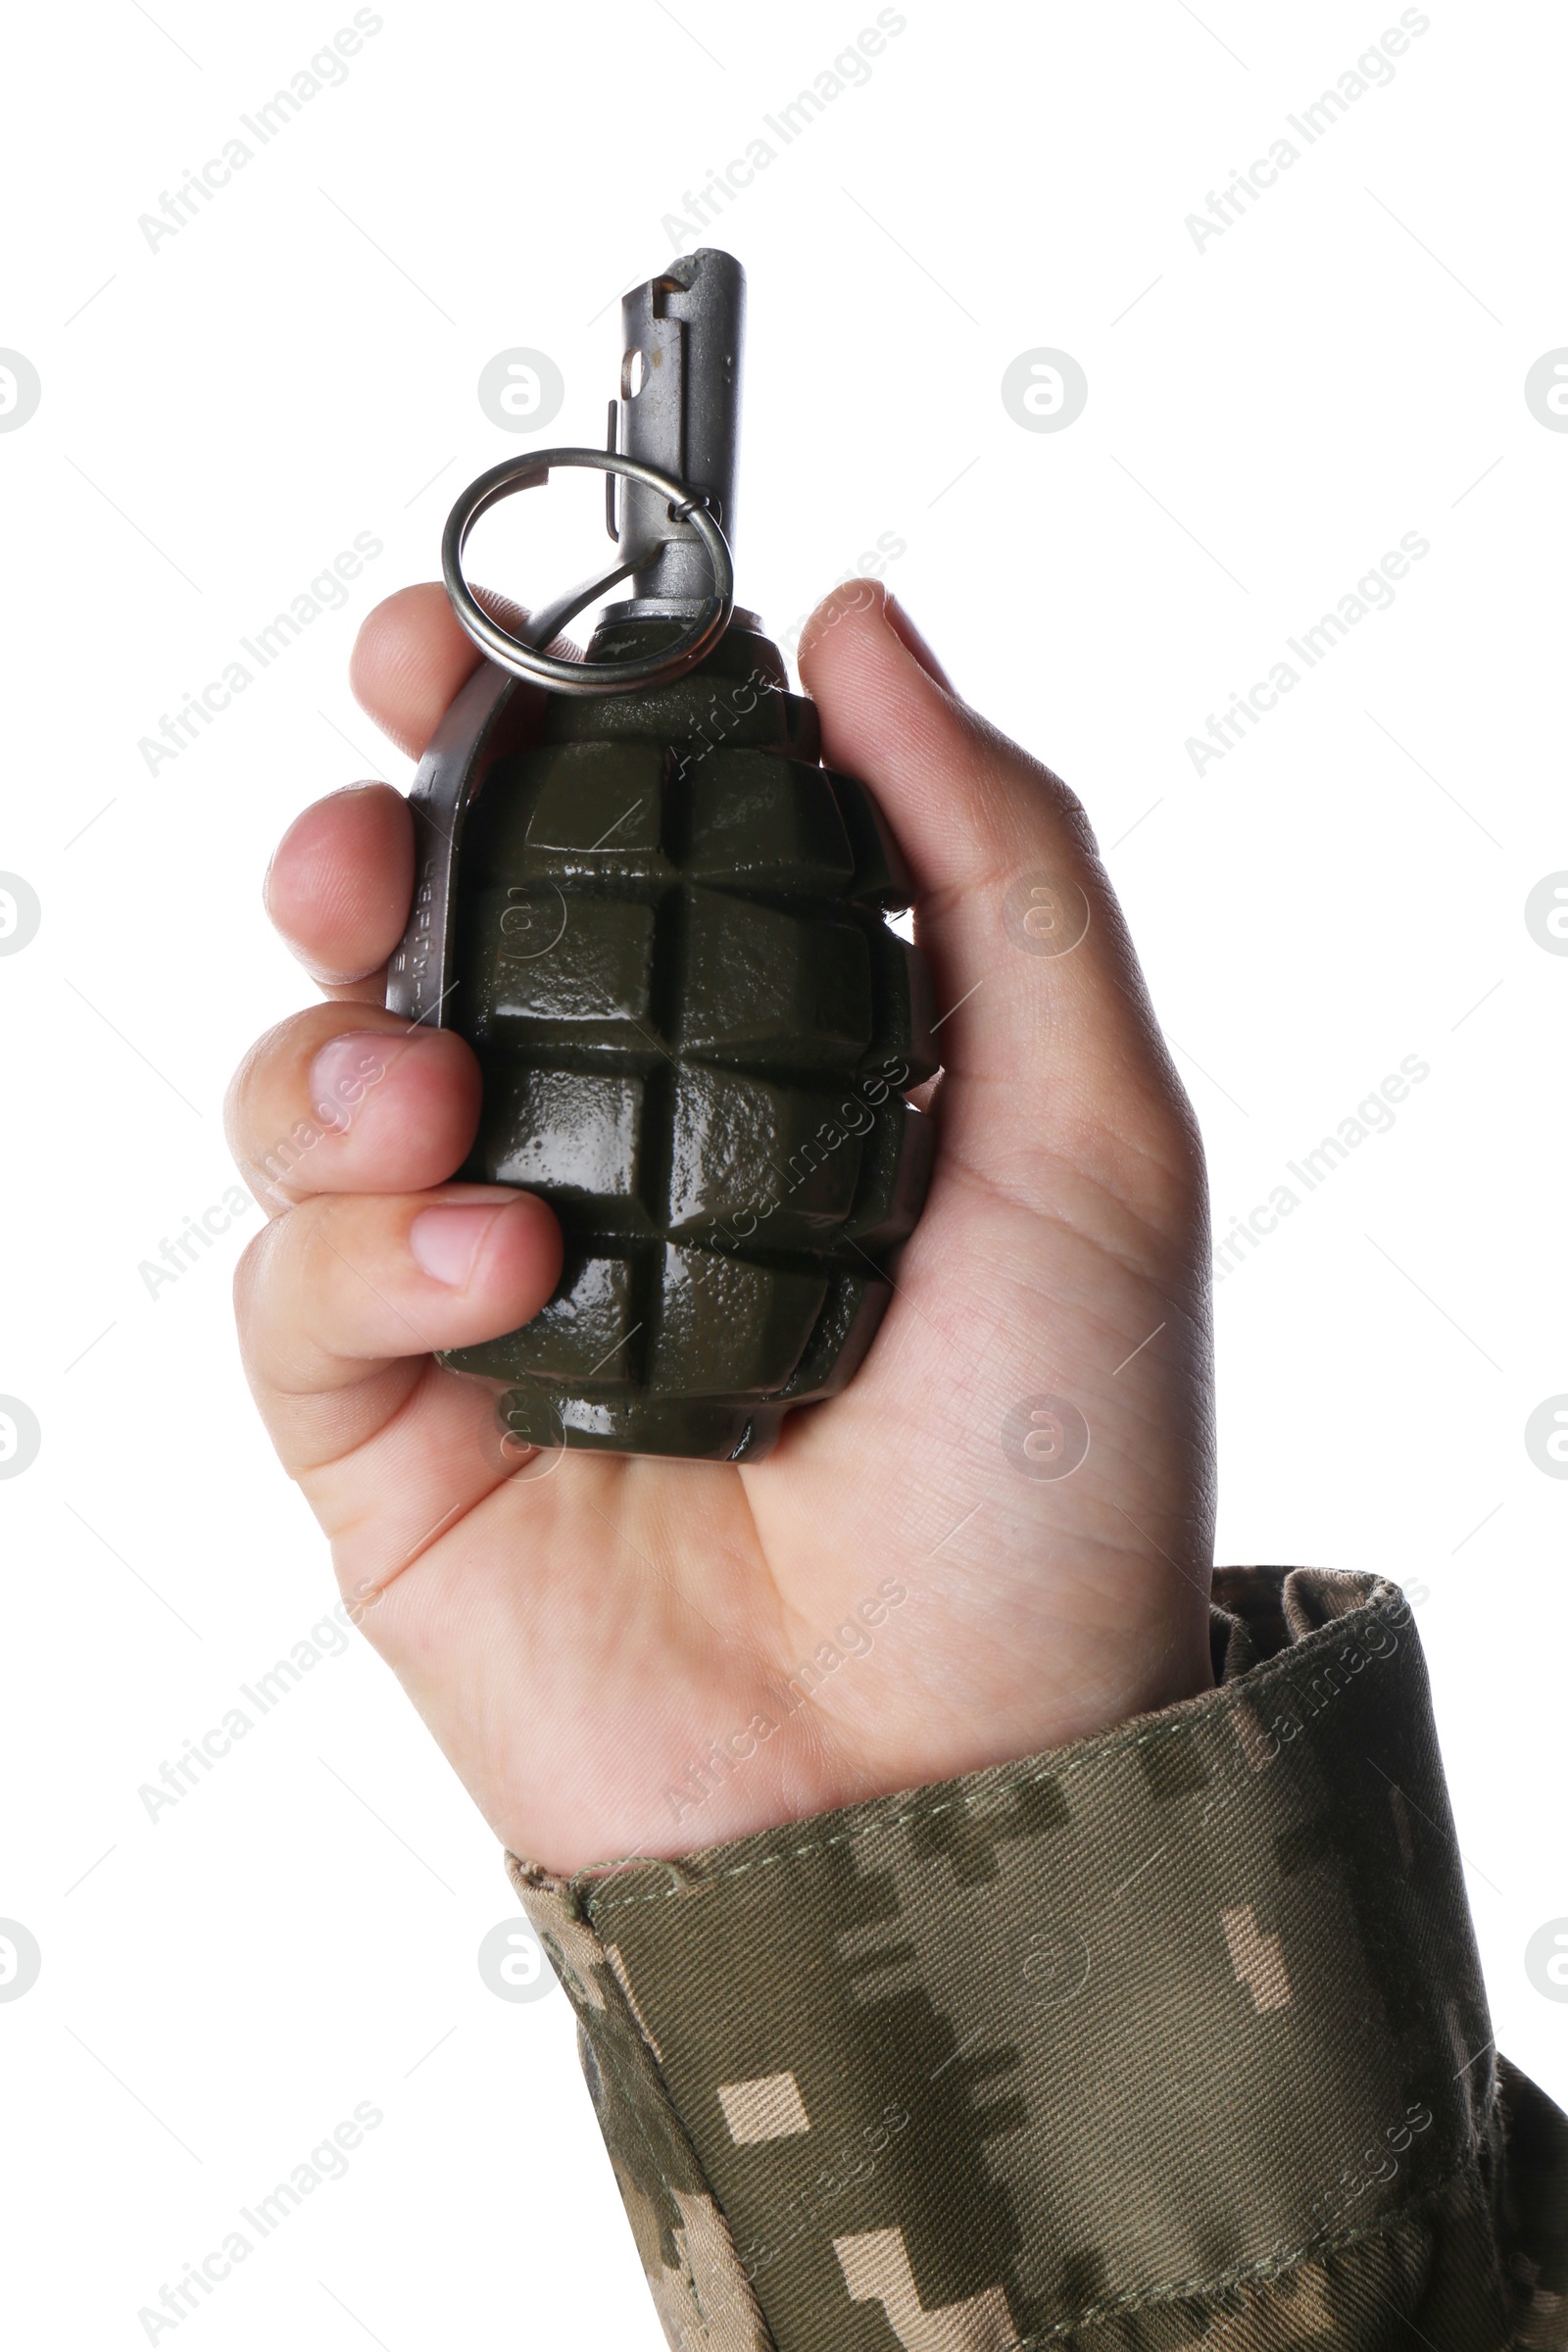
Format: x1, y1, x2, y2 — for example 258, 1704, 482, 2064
388, 250, 935, 1461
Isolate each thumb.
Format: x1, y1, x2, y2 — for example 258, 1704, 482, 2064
798, 580, 1201, 1226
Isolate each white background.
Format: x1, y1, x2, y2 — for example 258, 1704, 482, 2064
2, 1, 1565, 2342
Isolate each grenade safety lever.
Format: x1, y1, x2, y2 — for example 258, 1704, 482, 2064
387, 249, 937, 1461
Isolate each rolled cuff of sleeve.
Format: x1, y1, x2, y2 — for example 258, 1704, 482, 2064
509, 1569, 1568, 2350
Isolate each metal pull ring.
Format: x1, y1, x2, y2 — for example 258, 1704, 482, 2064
441, 448, 734, 695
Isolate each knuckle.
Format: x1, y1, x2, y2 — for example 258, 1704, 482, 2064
1142, 1074, 1211, 1230
231, 1211, 287, 1321
222, 1008, 320, 1136
290, 1196, 346, 1295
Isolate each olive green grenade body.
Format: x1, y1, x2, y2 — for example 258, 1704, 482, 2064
393, 253, 936, 1459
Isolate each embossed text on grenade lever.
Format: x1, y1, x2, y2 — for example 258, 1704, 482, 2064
387, 249, 936, 1461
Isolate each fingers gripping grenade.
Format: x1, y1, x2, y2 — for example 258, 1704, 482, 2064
387, 251, 936, 1460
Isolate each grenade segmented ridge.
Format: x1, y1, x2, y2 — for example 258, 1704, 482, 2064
441, 618, 937, 1461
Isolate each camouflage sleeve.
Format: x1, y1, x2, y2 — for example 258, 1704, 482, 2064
508, 1568, 1568, 2350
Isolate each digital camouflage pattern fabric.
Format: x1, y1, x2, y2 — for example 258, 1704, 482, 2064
510, 1570, 1568, 2348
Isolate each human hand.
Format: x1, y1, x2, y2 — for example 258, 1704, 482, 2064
226, 580, 1214, 1875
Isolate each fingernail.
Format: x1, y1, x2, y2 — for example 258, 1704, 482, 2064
885, 594, 956, 695
308, 1032, 407, 1132
410, 1203, 506, 1287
